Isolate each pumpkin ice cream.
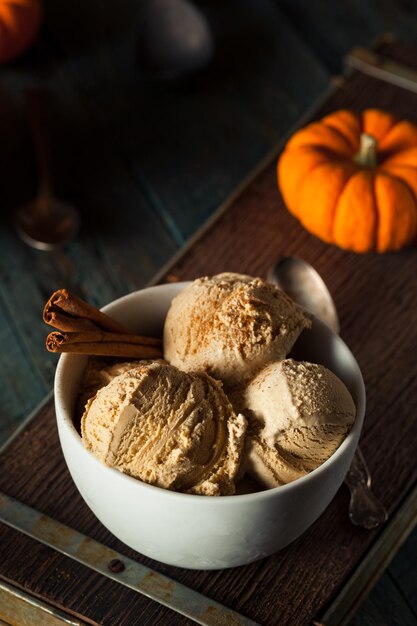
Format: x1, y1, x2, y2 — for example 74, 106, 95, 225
163, 273, 311, 386
81, 362, 246, 495
243, 359, 356, 488
76, 358, 151, 420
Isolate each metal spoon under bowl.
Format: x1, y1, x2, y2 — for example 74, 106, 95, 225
268, 256, 388, 530
15, 89, 80, 251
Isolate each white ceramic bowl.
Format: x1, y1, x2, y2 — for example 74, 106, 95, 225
55, 282, 365, 570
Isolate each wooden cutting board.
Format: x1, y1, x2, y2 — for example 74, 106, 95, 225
1, 38, 417, 626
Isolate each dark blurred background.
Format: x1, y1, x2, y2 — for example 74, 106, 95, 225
2, 0, 417, 252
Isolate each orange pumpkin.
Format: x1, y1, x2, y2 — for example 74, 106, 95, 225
277, 109, 417, 253
0, 0, 42, 64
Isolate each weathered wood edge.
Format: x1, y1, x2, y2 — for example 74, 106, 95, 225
345, 47, 417, 93
0, 492, 259, 626
0, 579, 85, 626
320, 483, 417, 626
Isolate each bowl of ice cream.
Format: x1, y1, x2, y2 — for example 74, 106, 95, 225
55, 276, 365, 570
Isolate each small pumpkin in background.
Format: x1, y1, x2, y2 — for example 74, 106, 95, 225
277, 108, 417, 253
0, 0, 42, 64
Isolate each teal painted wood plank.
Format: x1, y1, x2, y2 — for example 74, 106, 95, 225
389, 525, 417, 617
113, 0, 329, 240
40, 0, 328, 242
33, 40, 180, 289
42, 95, 179, 294
349, 571, 417, 626
0, 87, 50, 444
0, 33, 178, 291
0, 280, 47, 444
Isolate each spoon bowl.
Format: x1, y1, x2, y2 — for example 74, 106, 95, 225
268, 257, 340, 333
15, 197, 80, 251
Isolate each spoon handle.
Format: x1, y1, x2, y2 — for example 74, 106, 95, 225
25, 88, 53, 205
344, 446, 388, 529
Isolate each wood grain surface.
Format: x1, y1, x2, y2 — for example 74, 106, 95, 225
1, 41, 417, 625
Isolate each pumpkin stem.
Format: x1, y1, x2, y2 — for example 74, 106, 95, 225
353, 133, 378, 168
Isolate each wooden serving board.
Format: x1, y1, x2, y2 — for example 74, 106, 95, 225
1, 38, 417, 626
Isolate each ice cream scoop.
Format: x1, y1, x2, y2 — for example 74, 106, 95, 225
76, 357, 163, 420
164, 272, 311, 386
269, 257, 388, 528
81, 362, 246, 495
243, 359, 356, 488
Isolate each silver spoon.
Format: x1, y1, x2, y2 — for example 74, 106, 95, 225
137, 0, 214, 80
268, 257, 388, 530
15, 89, 80, 251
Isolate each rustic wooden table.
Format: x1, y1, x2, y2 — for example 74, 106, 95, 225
0, 1, 417, 624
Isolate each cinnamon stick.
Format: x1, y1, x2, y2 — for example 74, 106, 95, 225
46, 331, 163, 358
44, 311, 100, 332
43, 289, 131, 334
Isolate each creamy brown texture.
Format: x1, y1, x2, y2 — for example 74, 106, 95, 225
81, 362, 246, 495
77, 275, 355, 496
243, 359, 356, 487
77, 358, 149, 419
163, 273, 311, 386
